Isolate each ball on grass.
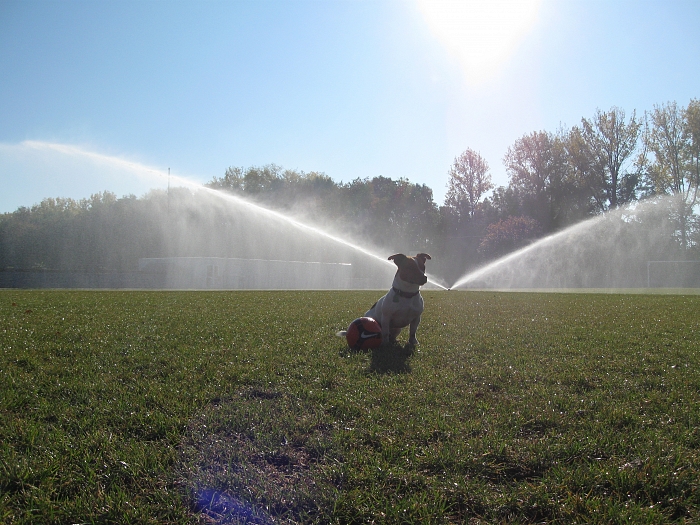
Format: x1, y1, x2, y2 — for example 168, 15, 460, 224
345, 317, 382, 350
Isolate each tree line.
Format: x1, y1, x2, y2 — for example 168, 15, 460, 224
1, 100, 698, 283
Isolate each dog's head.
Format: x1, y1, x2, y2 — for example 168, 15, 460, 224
388, 253, 432, 286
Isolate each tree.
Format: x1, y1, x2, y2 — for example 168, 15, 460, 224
688, 99, 700, 199
206, 164, 283, 195
561, 126, 603, 220
208, 166, 244, 191
445, 148, 493, 219
643, 100, 700, 249
487, 185, 522, 220
503, 130, 567, 230
478, 215, 542, 259
688, 99, 700, 250
361, 176, 439, 250
579, 107, 642, 210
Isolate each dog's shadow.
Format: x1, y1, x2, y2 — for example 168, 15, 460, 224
340, 343, 413, 374
368, 343, 413, 374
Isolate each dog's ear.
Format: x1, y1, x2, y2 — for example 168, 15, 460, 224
388, 254, 408, 267
415, 253, 432, 263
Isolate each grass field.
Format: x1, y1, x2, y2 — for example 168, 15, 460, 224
2, 289, 700, 524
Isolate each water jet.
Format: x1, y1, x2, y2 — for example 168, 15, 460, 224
19, 141, 448, 290
451, 195, 696, 290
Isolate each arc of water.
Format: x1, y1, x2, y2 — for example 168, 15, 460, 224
450, 217, 605, 289
185, 183, 449, 289
22, 141, 447, 289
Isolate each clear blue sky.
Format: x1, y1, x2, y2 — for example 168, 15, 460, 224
1, 0, 698, 213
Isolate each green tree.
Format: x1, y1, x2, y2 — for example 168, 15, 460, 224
503, 130, 567, 231
561, 126, 603, 220
445, 148, 493, 220
208, 166, 244, 191
478, 215, 542, 259
643, 100, 700, 249
579, 107, 642, 210
486, 185, 522, 220
207, 165, 283, 195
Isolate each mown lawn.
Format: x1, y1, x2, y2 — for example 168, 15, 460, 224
1, 289, 699, 524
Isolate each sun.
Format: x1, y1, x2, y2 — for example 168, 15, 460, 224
416, 0, 542, 86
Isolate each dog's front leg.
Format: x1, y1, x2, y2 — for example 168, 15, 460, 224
379, 312, 395, 346
407, 314, 421, 347
378, 300, 397, 346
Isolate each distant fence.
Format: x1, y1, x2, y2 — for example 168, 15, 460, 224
0, 269, 162, 289
138, 257, 354, 289
0, 257, 360, 290
647, 261, 700, 288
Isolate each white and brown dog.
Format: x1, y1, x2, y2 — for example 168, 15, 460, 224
366, 253, 432, 347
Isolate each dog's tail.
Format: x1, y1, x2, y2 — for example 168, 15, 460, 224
336, 330, 347, 338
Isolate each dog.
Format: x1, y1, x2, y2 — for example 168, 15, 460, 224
354, 253, 431, 347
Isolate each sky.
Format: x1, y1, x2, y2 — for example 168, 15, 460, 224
1, 0, 699, 214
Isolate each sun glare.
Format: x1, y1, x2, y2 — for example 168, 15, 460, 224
416, 0, 541, 86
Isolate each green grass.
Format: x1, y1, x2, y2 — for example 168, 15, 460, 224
1, 289, 700, 524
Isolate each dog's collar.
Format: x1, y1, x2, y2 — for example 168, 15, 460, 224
392, 286, 420, 299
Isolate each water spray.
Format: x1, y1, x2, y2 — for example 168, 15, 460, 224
450, 216, 607, 289
450, 195, 690, 290
182, 180, 448, 290
22, 141, 448, 289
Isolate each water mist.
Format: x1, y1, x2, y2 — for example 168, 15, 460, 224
21, 142, 446, 289
452, 195, 696, 290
